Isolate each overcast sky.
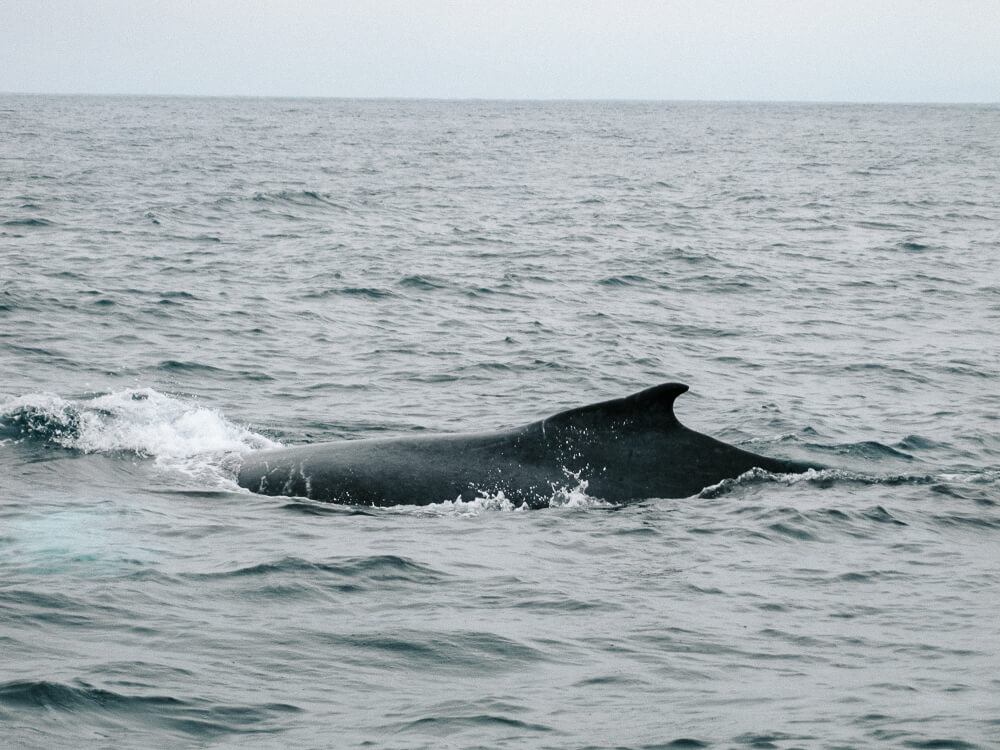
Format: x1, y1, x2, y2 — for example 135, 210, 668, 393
1, 0, 998, 101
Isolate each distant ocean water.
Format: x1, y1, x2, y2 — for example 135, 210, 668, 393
1, 96, 999, 749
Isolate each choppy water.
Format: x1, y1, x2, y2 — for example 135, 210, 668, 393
1, 96, 999, 749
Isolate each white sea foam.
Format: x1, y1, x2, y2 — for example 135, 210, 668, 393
388, 475, 610, 516
0, 388, 279, 484
698, 467, 833, 498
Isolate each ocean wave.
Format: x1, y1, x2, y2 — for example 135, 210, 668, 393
327, 630, 544, 672
0, 679, 300, 738
301, 286, 396, 299
394, 712, 554, 734
598, 274, 653, 287
184, 554, 446, 584
156, 359, 225, 374
822, 440, 916, 461
399, 274, 449, 290
251, 189, 347, 209
3, 217, 54, 227
0, 679, 183, 712
249, 189, 350, 221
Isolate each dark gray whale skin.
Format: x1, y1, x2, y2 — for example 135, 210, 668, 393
237, 383, 818, 507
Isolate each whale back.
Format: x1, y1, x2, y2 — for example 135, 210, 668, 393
238, 381, 819, 505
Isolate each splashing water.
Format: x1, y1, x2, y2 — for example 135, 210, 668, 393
0, 388, 279, 485
379, 470, 609, 516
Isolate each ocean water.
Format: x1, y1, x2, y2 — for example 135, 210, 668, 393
1, 96, 999, 749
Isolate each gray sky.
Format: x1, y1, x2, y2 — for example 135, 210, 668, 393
2, 0, 998, 101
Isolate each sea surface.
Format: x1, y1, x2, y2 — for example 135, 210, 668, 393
1, 96, 999, 749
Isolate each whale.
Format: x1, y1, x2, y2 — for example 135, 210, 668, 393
236, 382, 819, 507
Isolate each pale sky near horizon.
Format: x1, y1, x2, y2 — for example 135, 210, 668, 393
1, 0, 998, 102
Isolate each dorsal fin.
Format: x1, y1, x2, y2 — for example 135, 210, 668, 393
539, 382, 689, 433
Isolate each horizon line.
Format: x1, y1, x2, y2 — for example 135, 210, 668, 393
2, 90, 998, 106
